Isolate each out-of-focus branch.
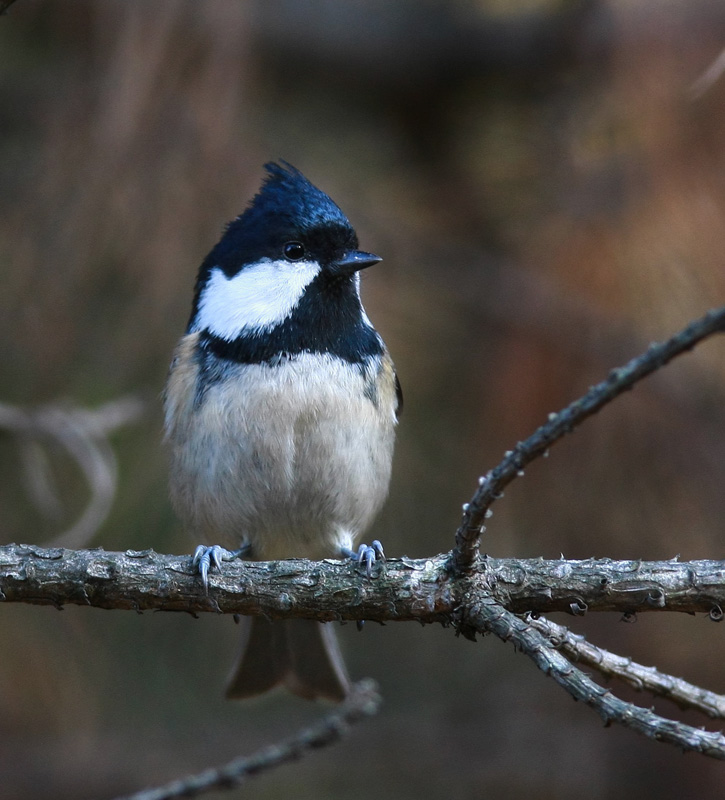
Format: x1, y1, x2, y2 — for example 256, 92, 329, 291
691, 47, 725, 99
451, 306, 725, 573
0, 397, 144, 549
115, 678, 381, 800
527, 615, 725, 718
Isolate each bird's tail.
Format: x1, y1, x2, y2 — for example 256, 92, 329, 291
225, 616, 351, 702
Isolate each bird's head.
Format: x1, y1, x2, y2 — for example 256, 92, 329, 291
188, 162, 382, 346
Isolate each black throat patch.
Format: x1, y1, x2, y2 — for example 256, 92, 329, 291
197, 273, 384, 366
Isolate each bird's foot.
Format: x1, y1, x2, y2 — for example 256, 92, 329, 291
341, 540, 385, 578
192, 543, 250, 591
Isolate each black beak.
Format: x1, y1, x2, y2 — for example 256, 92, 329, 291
333, 250, 382, 276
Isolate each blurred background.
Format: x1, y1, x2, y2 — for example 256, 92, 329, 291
2, 0, 725, 797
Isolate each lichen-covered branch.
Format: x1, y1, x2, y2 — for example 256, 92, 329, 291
3, 544, 725, 620
451, 306, 725, 572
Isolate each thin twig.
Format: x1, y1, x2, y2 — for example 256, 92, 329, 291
450, 306, 725, 572
465, 593, 725, 758
527, 615, 725, 718
114, 679, 381, 800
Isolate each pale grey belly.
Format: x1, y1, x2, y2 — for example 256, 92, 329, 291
167, 358, 395, 559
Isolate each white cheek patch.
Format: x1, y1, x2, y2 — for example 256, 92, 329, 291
193, 259, 320, 340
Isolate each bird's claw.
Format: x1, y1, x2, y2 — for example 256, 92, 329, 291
343, 539, 385, 577
192, 544, 248, 591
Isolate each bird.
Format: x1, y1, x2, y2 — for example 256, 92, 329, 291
163, 161, 401, 702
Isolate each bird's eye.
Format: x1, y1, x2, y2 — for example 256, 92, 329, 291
283, 241, 306, 261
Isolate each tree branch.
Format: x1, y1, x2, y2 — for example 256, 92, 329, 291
527, 615, 725, 718
3, 544, 725, 619
6, 543, 725, 764
4, 307, 725, 784
0, 397, 144, 549
451, 306, 725, 572
463, 593, 725, 759
114, 679, 381, 800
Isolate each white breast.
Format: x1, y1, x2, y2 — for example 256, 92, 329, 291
165, 345, 397, 560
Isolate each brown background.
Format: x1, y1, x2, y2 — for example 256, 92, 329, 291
2, 1, 725, 798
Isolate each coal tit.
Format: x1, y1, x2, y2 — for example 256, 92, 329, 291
163, 162, 401, 701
